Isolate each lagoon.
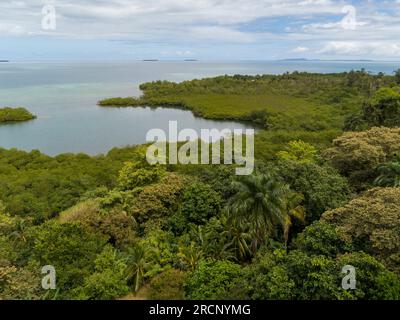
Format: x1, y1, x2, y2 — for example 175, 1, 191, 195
0, 60, 399, 156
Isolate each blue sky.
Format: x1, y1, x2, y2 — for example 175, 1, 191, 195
1, 0, 400, 61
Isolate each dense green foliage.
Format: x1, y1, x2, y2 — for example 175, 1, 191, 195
148, 269, 186, 300
77, 246, 129, 300
185, 260, 242, 300
0, 107, 36, 123
345, 87, 400, 130
182, 183, 222, 225
375, 156, 400, 187
236, 249, 399, 300
227, 172, 305, 248
0, 148, 135, 222
1, 71, 400, 300
274, 153, 351, 222
325, 127, 400, 190
323, 188, 400, 275
99, 71, 400, 162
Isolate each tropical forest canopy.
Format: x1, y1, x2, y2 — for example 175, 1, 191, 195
1, 70, 400, 300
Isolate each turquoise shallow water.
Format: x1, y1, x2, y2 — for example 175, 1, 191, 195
0, 61, 399, 156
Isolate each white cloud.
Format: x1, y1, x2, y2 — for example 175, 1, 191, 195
190, 26, 256, 43
1, 0, 400, 59
0, 0, 343, 38
0, 23, 26, 36
293, 46, 309, 53
319, 41, 400, 57
298, 0, 333, 6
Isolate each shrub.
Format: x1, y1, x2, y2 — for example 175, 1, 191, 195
128, 173, 185, 224
117, 162, 165, 191
77, 246, 129, 300
276, 140, 318, 164
185, 260, 241, 300
148, 269, 186, 300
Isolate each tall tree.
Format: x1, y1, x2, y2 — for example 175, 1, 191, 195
227, 173, 304, 250
125, 244, 152, 292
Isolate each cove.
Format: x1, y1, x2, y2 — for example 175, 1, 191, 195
0, 105, 253, 156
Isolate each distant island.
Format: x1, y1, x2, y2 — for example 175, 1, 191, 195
142, 59, 159, 62
281, 58, 374, 62
0, 60, 9, 63
0, 107, 36, 123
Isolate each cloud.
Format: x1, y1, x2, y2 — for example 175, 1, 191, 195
293, 46, 309, 53
0, 23, 26, 35
190, 26, 256, 43
318, 41, 400, 57
298, 0, 333, 6
0, 0, 343, 38
1, 0, 400, 59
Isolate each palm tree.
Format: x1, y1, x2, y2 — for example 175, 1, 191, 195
178, 242, 204, 271
375, 156, 400, 187
190, 224, 236, 261
10, 219, 29, 243
282, 192, 305, 246
223, 220, 252, 260
125, 244, 151, 292
227, 172, 304, 249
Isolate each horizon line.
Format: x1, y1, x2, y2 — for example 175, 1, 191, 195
2, 58, 400, 63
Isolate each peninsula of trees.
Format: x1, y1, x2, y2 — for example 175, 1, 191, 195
0, 107, 36, 123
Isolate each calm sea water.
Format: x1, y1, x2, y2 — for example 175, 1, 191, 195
0, 60, 399, 156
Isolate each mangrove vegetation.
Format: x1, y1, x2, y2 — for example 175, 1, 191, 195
0, 107, 36, 123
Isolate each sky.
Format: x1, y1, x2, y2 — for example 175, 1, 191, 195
1, 0, 400, 61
